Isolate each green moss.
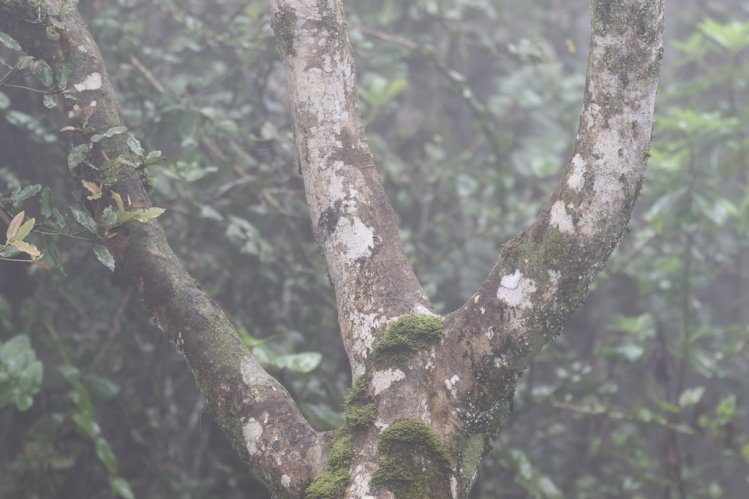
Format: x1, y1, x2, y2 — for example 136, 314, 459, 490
305, 430, 354, 499
371, 419, 452, 499
306, 376, 378, 497
343, 375, 376, 429
371, 313, 444, 366
459, 433, 489, 494
305, 467, 350, 499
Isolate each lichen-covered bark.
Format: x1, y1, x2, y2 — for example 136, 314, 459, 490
267, 0, 431, 379
440, 0, 665, 489
270, 0, 664, 497
0, 2, 325, 496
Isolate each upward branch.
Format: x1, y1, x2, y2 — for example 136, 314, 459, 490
0, 2, 324, 496
267, 0, 432, 377
451, 0, 665, 369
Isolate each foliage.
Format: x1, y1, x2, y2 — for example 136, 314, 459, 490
1, 0, 747, 498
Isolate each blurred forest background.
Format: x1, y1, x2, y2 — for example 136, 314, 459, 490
1, 0, 748, 497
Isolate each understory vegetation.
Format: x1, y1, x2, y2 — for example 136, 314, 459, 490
1, 0, 747, 497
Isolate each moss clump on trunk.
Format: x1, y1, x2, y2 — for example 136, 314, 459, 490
371, 418, 452, 499
305, 431, 353, 499
344, 374, 377, 429
371, 313, 444, 366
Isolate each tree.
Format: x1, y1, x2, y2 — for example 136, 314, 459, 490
0, 0, 664, 497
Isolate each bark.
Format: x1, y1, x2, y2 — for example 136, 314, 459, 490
267, 0, 432, 379
1, 0, 664, 497
269, 0, 664, 497
0, 2, 326, 497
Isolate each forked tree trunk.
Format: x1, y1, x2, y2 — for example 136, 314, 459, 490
0, 0, 664, 497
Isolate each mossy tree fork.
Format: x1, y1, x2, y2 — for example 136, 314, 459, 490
0, 0, 664, 497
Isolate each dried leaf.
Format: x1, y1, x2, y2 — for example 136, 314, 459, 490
81, 180, 102, 200
6, 211, 24, 242
11, 240, 42, 259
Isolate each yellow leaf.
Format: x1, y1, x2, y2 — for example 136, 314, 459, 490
565, 38, 576, 54
11, 240, 42, 259
81, 180, 102, 200
6, 210, 25, 242
110, 191, 125, 212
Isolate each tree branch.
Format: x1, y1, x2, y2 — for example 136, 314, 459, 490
451, 0, 664, 373
267, 0, 432, 377
0, 2, 324, 496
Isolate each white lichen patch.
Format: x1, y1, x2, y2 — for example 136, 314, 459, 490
550, 200, 575, 234
578, 173, 626, 236
281, 474, 291, 488
350, 465, 376, 499
73, 72, 102, 92
241, 355, 269, 385
243, 418, 263, 456
444, 375, 460, 398
567, 154, 586, 191
496, 270, 536, 310
333, 217, 374, 265
411, 303, 438, 316
349, 310, 384, 376
372, 368, 405, 395
374, 419, 389, 430
418, 398, 432, 423
451, 475, 459, 498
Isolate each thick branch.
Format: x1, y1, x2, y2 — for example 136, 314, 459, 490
437, 0, 664, 486
452, 0, 664, 366
0, 2, 323, 496
267, 0, 431, 377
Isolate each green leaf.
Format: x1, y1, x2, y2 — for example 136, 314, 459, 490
31, 59, 55, 87
93, 245, 116, 272
100, 206, 119, 229
95, 437, 118, 473
274, 352, 322, 373
116, 207, 165, 224
14, 217, 35, 242
699, 19, 749, 53
68, 143, 91, 170
73, 411, 101, 438
110, 477, 135, 499
70, 207, 98, 234
126, 133, 144, 157
91, 126, 128, 143
41, 238, 66, 275
11, 184, 42, 208
0, 91, 9, 110
678, 386, 705, 407
0, 31, 21, 51
83, 374, 120, 402
144, 150, 163, 164
40, 188, 53, 218
0, 335, 43, 412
